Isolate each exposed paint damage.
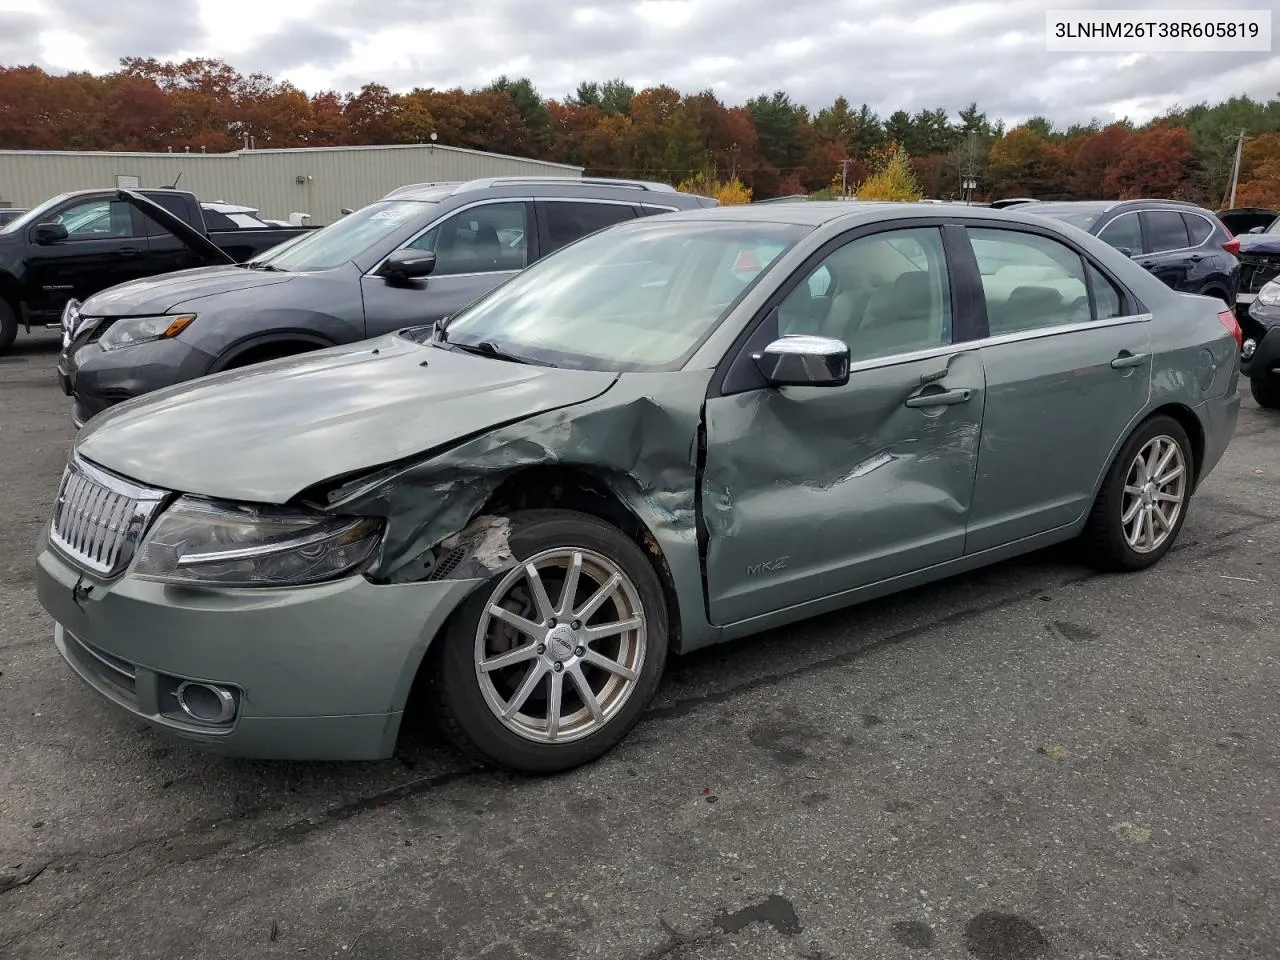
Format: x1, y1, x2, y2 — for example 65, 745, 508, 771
331, 372, 715, 645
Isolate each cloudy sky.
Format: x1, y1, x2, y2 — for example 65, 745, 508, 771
0, 0, 1276, 126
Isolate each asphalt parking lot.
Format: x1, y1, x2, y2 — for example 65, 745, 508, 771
2, 330, 1278, 960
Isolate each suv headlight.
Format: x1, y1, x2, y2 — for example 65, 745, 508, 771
1258, 279, 1280, 308
98, 314, 196, 352
134, 497, 384, 587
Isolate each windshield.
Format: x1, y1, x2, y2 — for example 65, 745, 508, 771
437, 219, 809, 371
254, 200, 434, 271
1035, 210, 1101, 230
0, 193, 72, 234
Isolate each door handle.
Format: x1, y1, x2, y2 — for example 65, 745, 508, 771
1110, 351, 1148, 369
117, 247, 142, 257
1138, 260, 1157, 269
905, 388, 971, 408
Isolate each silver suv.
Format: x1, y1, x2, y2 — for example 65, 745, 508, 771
57, 177, 717, 426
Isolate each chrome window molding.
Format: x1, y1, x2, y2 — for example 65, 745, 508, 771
832, 312, 1153, 377
49, 456, 170, 578
1100, 208, 1221, 257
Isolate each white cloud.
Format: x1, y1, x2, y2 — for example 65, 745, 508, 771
4, 0, 1277, 126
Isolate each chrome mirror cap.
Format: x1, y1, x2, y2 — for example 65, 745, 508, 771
752, 335, 851, 388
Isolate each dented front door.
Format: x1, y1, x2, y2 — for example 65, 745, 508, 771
701, 349, 987, 626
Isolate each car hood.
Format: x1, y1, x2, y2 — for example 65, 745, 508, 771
1238, 234, 1280, 256
80, 265, 294, 316
74, 333, 619, 503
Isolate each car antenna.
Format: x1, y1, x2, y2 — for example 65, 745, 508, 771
166, 172, 183, 190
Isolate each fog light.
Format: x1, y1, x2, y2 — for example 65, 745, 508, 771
175, 681, 238, 724
1242, 338, 1257, 361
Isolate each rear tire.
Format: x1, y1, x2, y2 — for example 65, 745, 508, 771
430, 509, 669, 775
0, 300, 17, 355
1250, 376, 1280, 409
1081, 414, 1193, 572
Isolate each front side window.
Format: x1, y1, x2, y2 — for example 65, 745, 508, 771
57, 200, 135, 239
968, 228, 1092, 334
409, 202, 528, 276
776, 227, 952, 361
438, 219, 808, 371
540, 201, 636, 256
257, 200, 433, 272
1097, 213, 1143, 254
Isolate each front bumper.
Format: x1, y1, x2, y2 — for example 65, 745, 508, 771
1240, 307, 1280, 383
58, 333, 216, 428
37, 538, 480, 760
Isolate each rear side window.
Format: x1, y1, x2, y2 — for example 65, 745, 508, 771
1144, 210, 1189, 252
1097, 213, 1143, 254
968, 228, 1092, 334
1088, 263, 1126, 319
540, 201, 637, 256
141, 194, 193, 236
1182, 213, 1213, 245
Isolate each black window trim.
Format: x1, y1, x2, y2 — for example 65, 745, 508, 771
708, 218, 983, 399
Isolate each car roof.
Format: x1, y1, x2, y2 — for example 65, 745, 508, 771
382, 176, 710, 206
1030, 199, 1211, 217
639, 200, 1110, 230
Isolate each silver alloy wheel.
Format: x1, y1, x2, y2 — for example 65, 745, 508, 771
1121, 434, 1187, 554
473, 547, 647, 744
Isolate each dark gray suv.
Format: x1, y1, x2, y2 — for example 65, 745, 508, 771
57, 177, 716, 426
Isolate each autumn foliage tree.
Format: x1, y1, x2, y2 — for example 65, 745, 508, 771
856, 142, 923, 200
0, 60, 1276, 204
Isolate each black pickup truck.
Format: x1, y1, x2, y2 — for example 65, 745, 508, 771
0, 188, 312, 353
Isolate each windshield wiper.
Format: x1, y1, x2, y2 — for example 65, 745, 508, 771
447, 339, 533, 365
243, 260, 284, 272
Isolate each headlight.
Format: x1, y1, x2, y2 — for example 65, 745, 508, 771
1258, 279, 1280, 308
133, 497, 383, 587
98, 314, 196, 352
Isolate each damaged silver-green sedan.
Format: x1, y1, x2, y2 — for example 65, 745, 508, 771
36, 202, 1241, 773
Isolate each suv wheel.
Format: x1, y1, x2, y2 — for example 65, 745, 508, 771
1251, 375, 1280, 409
430, 509, 669, 774
0, 300, 17, 354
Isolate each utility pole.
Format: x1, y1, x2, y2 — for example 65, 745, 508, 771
840, 158, 851, 198
1226, 129, 1246, 208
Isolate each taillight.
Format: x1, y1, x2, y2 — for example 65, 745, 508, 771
1223, 237, 1241, 255
1218, 309, 1243, 348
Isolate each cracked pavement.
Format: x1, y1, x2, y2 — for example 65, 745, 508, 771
2, 330, 1279, 959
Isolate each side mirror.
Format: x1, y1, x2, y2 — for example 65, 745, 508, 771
752, 335, 850, 388
34, 222, 69, 245
1248, 226, 1264, 234
382, 249, 436, 282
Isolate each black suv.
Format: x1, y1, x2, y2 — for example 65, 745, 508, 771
1027, 199, 1240, 306
58, 177, 716, 425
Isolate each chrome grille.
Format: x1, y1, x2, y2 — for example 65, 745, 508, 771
49, 457, 169, 577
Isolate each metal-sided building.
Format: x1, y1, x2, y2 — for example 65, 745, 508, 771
0, 144, 584, 225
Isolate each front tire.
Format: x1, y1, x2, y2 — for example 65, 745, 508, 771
0, 299, 17, 355
1250, 376, 1280, 409
1082, 415, 1193, 572
431, 509, 669, 774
